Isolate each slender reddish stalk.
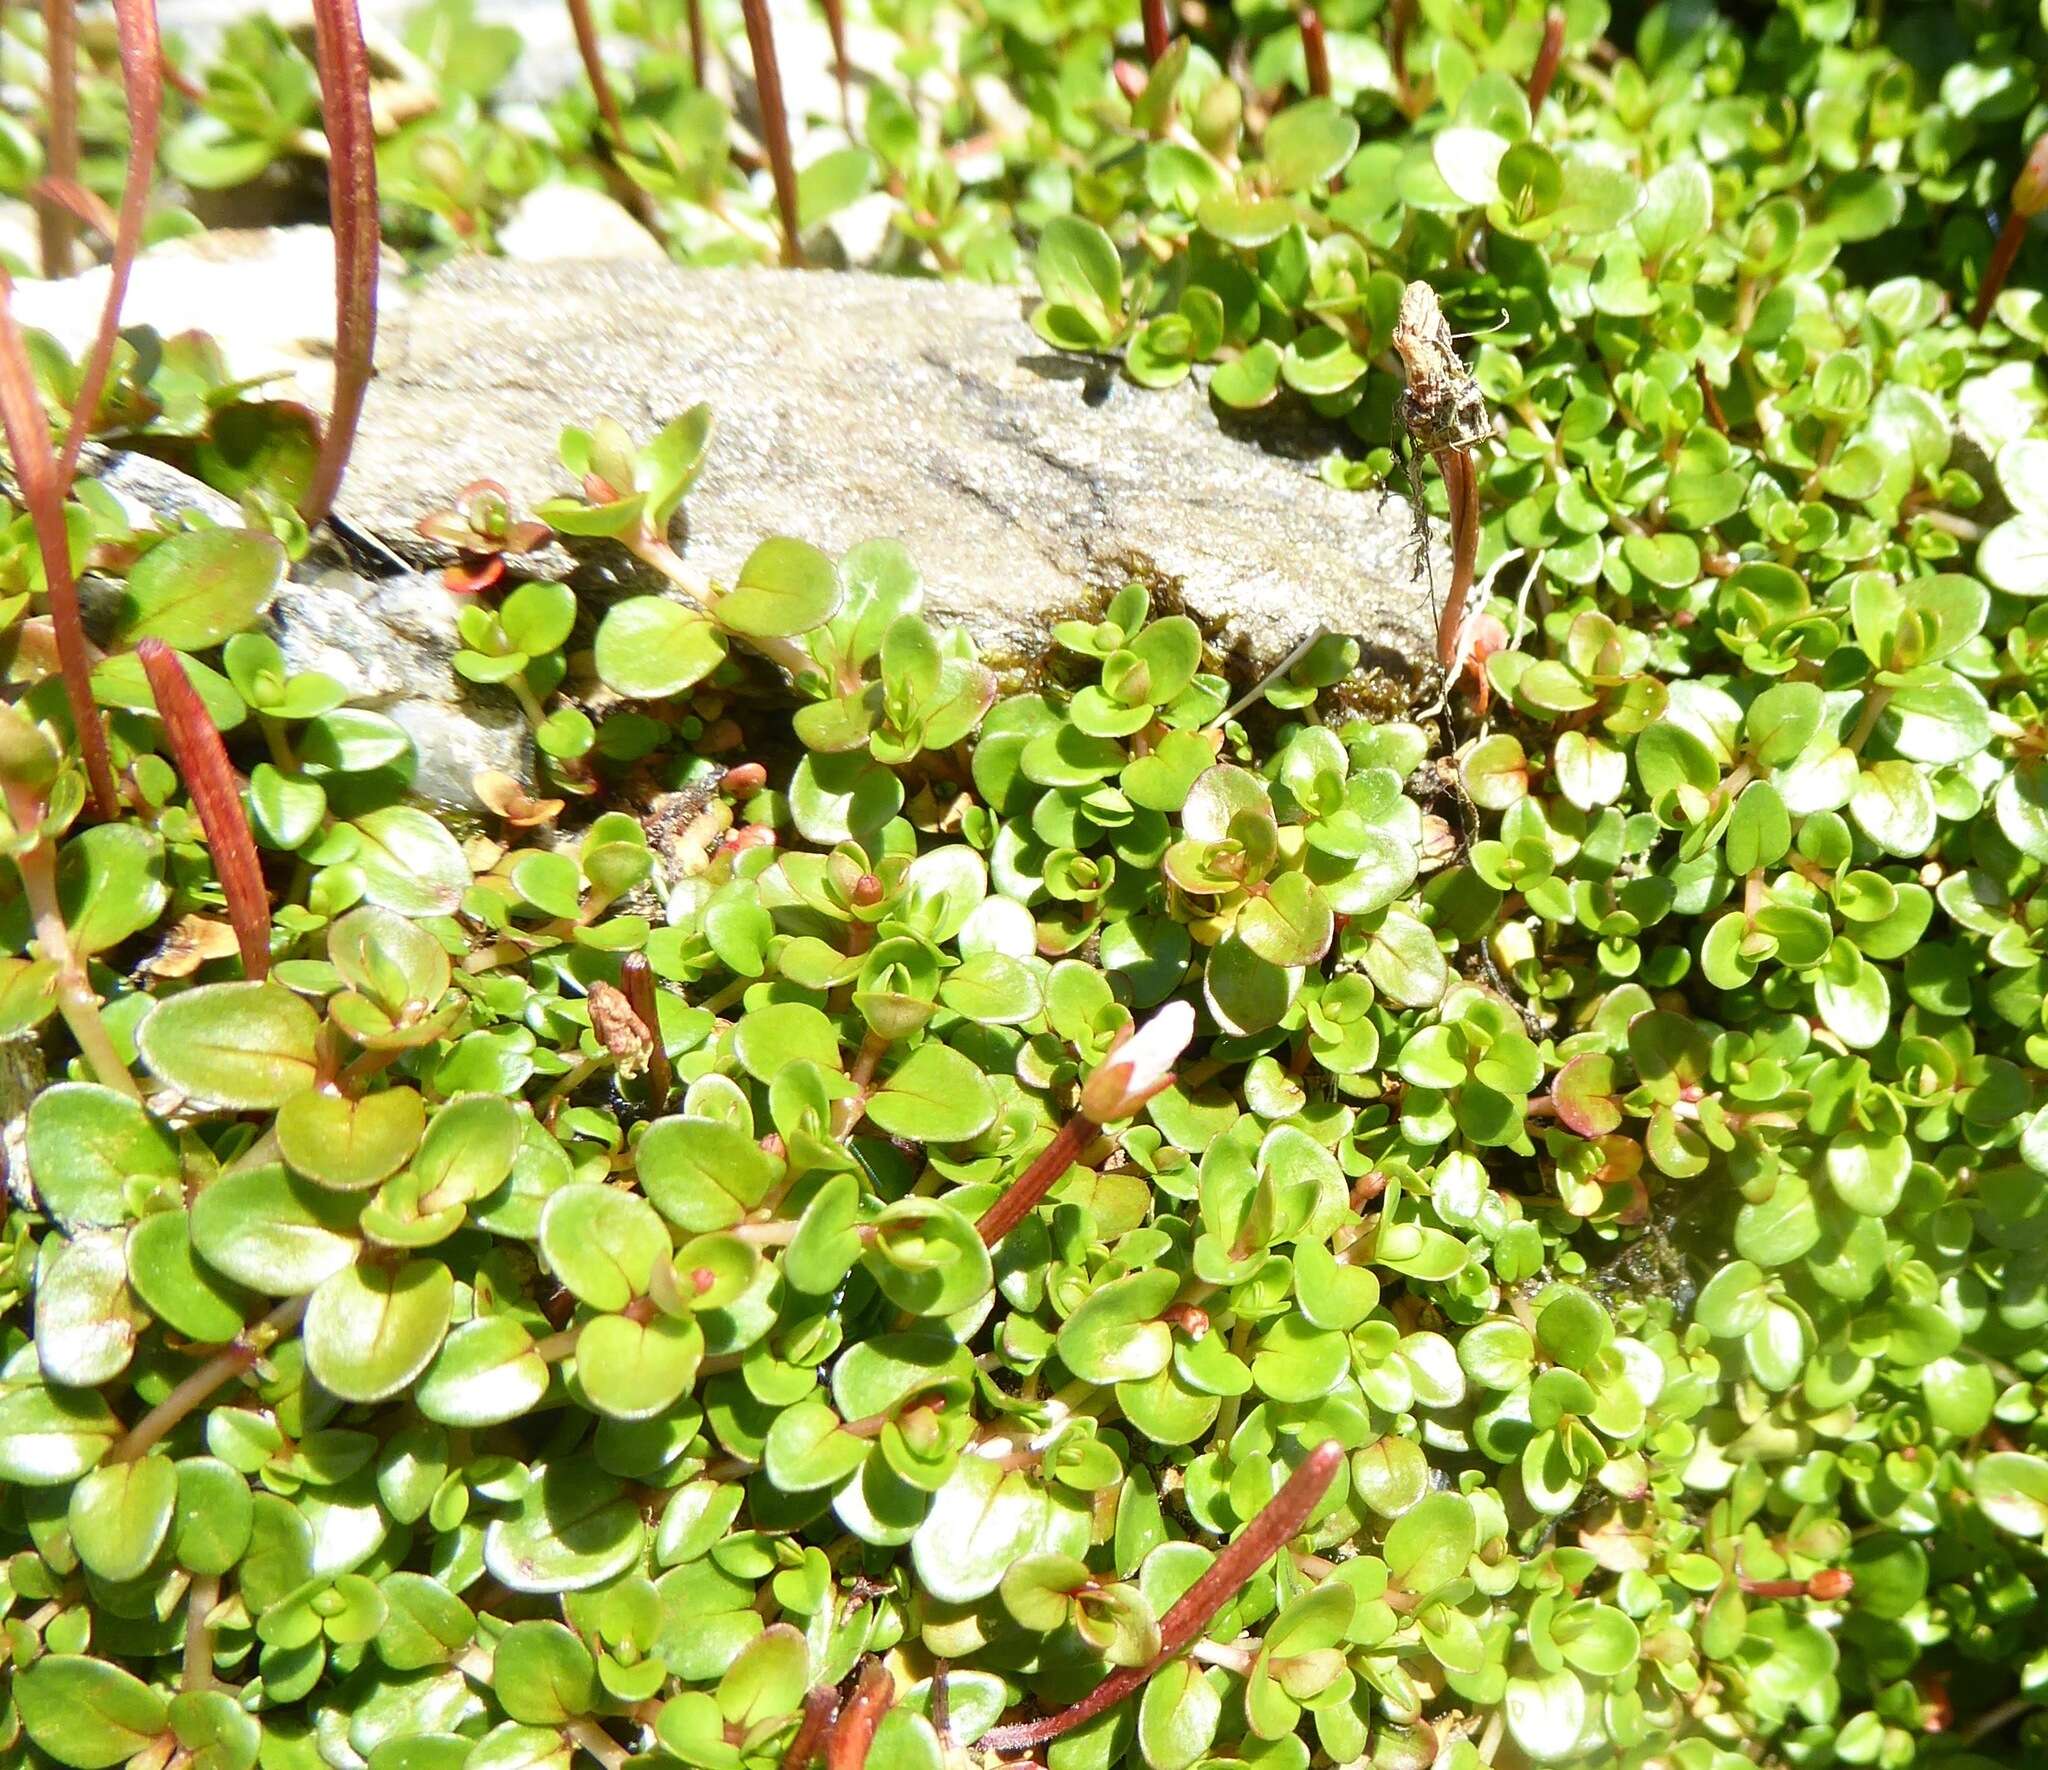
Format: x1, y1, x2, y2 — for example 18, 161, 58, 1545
1299, 5, 1329, 97
0, 269, 119, 819
159, 42, 206, 105
780, 1688, 838, 1770
137, 640, 271, 980
620, 950, 671, 1114
1973, 135, 2048, 329
566, 0, 629, 144
1525, 6, 1565, 112
976, 1113, 1093, 1248
824, 1661, 893, 1770
110, 1294, 310, 1462
740, 0, 804, 267
302, 0, 380, 526
31, 175, 117, 241
1969, 221, 2024, 329
981, 1442, 1345, 1752
820, 0, 850, 126
1141, 0, 1170, 63
57, 0, 162, 487
559, 0, 668, 244
1389, 0, 1414, 114
1434, 445, 1479, 676
39, 0, 79, 276
684, 0, 706, 86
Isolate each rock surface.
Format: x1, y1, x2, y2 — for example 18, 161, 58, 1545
271, 569, 535, 811
38, 225, 1438, 683
496, 183, 669, 264
345, 257, 1436, 677
67, 445, 537, 815
10, 226, 409, 412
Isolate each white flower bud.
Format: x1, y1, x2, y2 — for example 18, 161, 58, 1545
1079, 1000, 1196, 1122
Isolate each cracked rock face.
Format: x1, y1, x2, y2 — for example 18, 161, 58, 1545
43, 228, 1441, 731
270, 568, 534, 812
341, 257, 1438, 682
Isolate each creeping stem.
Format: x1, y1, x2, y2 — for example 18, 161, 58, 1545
980, 1441, 1346, 1751
109, 1294, 312, 1463
974, 1113, 1094, 1248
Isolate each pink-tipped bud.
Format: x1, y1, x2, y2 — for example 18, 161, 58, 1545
2015, 133, 2048, 219
1080, 1000, 1196, 1123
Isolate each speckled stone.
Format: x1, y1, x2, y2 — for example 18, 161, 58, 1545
341, 257, 1439, 680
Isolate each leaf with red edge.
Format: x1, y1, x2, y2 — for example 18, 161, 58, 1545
1553, 1053, 1624, 1138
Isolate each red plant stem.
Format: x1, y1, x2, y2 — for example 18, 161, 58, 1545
1973, 135, 2048, 328
975, 1112, 1094, 1248
1388, 0, 1414, 113
159, 42, 206, 105
684, 0, 706, 86
565, 0, 629, 145
1141, 0, 1170, 63
620, 950, 670, 1114
1299, 5, 1329, 97
302, 0, 380, 526
1970, 211, 2028, 331
1525, 6, 1565, 112
740, 0, 805, 268
820, 0, 850, 126
32, 175, 117, 242
982, 1442, 1345, 1753
1696, 364, 1729, 434
780, 1687, 838, 1770
1434, 444, 1479, 676
0, 270, 119, 820
109, 1293, 310, 1462
57, 0, 163, 487
39, 0, 79, 276
137, 640, 271, 979
824, 1660, 893, 1770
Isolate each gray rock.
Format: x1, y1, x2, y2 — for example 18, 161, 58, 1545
272, 569, 533, 811
383, 693, 535, 811
66, 454, 247, 643
497, 182, 667, 264
341, 257, 1437, 679
88, 449, 245, 532
9, 225, 409, 413
30, 225, 1438, 691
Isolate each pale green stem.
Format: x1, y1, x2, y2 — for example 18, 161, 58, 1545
628, 532, 815, 681
5, 779, 141, 1099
